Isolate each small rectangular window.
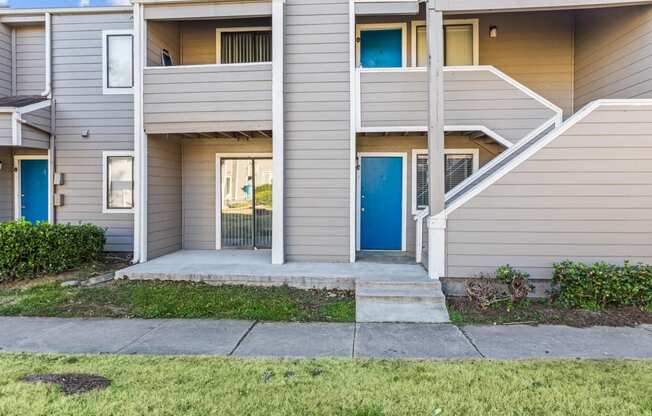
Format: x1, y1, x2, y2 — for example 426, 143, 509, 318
103, 30, 134, 94
217, 28, 272, 64
416, 153, 429, 210
445, 154, 474, 192
103, 152, 134, 213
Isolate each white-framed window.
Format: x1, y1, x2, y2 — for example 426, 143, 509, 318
356, 23, 408, 68
411, 148, 479, 213
102, 30, 134, 95
102, 151, 135, 214
411, 19, 479, 67
216, 27, 272, 64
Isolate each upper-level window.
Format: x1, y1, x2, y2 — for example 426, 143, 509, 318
412, 19, 479, 67
216, 27, 272, 64
356, 23, 407, 68
102, 30, 134, 95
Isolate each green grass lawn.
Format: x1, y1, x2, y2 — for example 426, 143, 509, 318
0, 281, 355, 322
1, 354, 651, 416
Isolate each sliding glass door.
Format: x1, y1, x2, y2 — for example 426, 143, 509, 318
220, 158, 272, 249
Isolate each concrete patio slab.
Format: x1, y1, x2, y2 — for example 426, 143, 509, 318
463, 325, 652, 359
354, 323, 480, 359
7, 319, 167, 354
116, 250, 429, 290
121, 319, 255, 355
0, 317, 72, 350
233, 322, 355, 357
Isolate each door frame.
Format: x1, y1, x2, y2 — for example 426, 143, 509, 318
356, 152, 407, 252
215, 153, 272, 250
13, 154, 52, 223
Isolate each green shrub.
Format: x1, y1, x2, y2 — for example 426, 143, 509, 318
553, 260, 652, 309
0, 219, 105, 282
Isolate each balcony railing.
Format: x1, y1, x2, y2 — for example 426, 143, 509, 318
356, 66, 562, 146
143, 63, 273, 134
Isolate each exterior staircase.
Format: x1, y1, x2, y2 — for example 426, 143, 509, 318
355, 281, 449, 323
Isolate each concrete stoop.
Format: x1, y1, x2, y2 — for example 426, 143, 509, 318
355, 281, 450, 323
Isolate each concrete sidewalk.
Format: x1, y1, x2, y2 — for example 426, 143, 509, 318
1, 317, 651, 359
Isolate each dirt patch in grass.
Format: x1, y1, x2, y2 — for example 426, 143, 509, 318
0, 253, 131, 290
20, 373, 111, 395
448, 297, 652, 327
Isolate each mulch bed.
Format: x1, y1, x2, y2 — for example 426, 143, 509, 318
448, 297, 652, 327
20, 373, 111, 395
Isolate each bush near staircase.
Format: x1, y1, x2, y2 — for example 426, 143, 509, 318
553, 261, 652, 310
0, 219, 105, 282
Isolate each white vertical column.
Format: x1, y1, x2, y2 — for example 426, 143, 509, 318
348, 0, 356, 262
427, 0, 446, 279
271, 0, 285, 264
133, 4, 148, 263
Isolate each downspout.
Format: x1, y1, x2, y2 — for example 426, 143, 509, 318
41, 12, 52, 98
42, 12, 55, 224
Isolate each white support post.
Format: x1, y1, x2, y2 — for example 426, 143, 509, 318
427, 1, 446, 279
271, 0, 285, 264
133, 3, 147, 263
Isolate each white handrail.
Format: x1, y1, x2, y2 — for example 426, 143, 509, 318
413, 207, 429, 264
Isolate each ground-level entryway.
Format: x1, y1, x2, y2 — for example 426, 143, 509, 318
3, 317, 651, 359
116, 250, 449, 323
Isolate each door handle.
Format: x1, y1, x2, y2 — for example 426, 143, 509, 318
361, 208, 365, 212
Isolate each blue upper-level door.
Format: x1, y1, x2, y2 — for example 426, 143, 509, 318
360, 29, 403, 68
20, 159, 48, 223
360, 156, 403, 250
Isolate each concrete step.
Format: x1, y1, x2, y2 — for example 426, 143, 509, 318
355, 281, 450, 323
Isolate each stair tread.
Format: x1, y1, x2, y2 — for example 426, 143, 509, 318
356, 287, 445, 299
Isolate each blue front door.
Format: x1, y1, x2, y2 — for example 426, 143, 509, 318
360, 29, 403, 68
20, 159, 48, 223
360, 156, 403, 250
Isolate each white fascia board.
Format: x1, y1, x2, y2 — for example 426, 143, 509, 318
0, 7, 132, 15
16, 100, 52, 114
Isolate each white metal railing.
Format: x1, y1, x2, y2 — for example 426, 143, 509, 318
413, 207, 429, 264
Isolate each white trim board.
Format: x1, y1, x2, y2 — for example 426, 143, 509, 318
356, 152, 408, 252
411, 19, 480, 67
441, 99, 652, 217
214, 153, 273, 251
13, 154, 52, 223
215, 26, 272, 65
102, 150, 136, 215
355, 23, 408, 68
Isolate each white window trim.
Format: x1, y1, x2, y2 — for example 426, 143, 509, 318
411, 19, 479, 67
102, 150, 135, 214
411, 148, 479, 214
102, 29, 135, 95
13, 154, 52, 223
356, 152, 408, 252
214, 153, 273, 250
356, 23, 408, 68
215, 26, 273, 65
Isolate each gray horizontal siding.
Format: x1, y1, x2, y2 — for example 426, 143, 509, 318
359, 68, 558, 144
446, 105, 652, 279
143, 63, 272, 134
144, 1, 271, 20
0, 114, 12, 146
16, 25, 45, 96
0, 147, 12, 221
574, 5, 652, 110
0, 23, 11, 97
20, 122, 49, 149
148, 136, 182, 259
284, 0, 351, 262
52, 12, 134, 252
355, 1, 419, 15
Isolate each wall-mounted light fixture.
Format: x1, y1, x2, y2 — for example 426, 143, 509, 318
81, 129, 90, 138
0, 161, 3, 171
489, 26, 498, 38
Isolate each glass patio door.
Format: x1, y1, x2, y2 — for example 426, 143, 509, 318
220, 158, 272, 249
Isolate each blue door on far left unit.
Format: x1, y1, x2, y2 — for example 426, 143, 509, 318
20, 159, 48, 223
